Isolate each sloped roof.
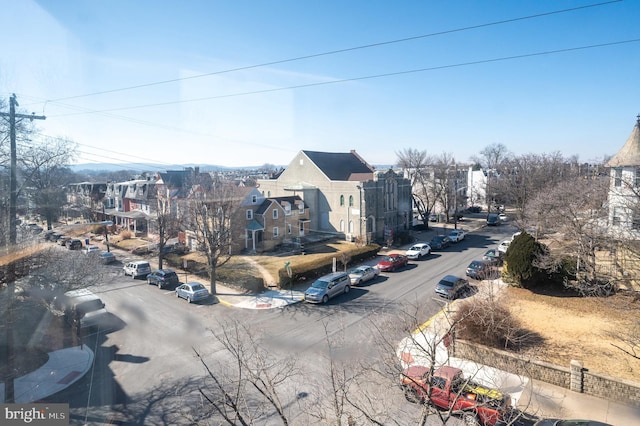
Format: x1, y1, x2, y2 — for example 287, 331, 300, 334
606, 116, 640, 167
303, 150, 374, 181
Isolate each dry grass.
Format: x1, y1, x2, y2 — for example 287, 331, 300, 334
503, 286, 640, 382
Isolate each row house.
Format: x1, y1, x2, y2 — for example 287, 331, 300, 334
257, 150, 412, 244
101, 177, 156, 235
66, 182, 107, 219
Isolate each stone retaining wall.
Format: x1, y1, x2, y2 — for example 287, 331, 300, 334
453, 339, 640, 407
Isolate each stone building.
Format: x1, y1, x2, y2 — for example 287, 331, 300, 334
257, 150, 413, 244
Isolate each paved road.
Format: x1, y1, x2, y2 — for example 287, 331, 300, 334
46, 224, 517, 425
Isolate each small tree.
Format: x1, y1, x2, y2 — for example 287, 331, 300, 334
503, 232, 548, 288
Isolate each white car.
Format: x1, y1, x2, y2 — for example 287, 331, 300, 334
82, 245, 101, 255
348, 266, 379, 285
499, 213, 508, 222
448, 229, 466, 243
498, 240, 511, 254
405, 243, 432, 259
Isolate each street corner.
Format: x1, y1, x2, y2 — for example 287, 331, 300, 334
219, 290, 305, 310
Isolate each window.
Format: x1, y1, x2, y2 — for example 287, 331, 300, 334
636, 167, 640, 188
298, 202, 304, 213
246, 210, 253, 220
283, 202, 291, 215
287, 223, 292, 234
633, 214, 640, 230
612, 207, 622, 226
273, 209, 278, 219
340, 195, 345, 206
340, 220, 345, 232
614, 168, 622, 187
349, 195, 354, 207
251, 194, 257, 203
348, 220, 354, 233
273, 227, 279, 238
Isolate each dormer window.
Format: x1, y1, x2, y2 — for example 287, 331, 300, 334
252, 195, 258, 203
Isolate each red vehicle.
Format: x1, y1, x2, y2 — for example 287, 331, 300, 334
401, 365, 512, 426
376, 253, 409, 272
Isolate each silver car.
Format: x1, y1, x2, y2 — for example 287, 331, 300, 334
176, 282, 210, 303
304, 272, 350, 304
348, 266, 379, 286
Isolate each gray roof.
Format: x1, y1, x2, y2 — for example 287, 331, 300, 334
303, 150, 374, 181
606, 116, 640, 167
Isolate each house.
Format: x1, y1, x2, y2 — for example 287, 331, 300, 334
606, 115, 640, 238
101, 177, 156, 235
257, 150, 412, 244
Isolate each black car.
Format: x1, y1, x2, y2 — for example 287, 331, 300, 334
67, 239, 83, 250
465, 260, 492, 280
486, 213, 500, 226
147, 269, 180, 289
482, 249, 502, 265
429, 235, 452, 250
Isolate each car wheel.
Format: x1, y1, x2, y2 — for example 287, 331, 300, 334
462, 412, 480, 426
403, 386, 420, 404
157, 282, 163, 289
187, 296, 192, 303
176, 291, 180, 298
322, 295, 329, 304
343, 285, 350, 295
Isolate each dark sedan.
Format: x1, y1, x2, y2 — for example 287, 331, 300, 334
465, 260, 492, 280
147, 269, 180, 289
429, 235, 451, 250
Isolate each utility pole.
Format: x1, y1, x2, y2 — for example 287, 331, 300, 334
0, 94, 45, 403
0, 94, 46, 247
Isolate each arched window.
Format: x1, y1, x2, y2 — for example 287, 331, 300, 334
340, 220, 345, 232
349, 195, 354, 207
348, 220, 354, 233
340, 195, 345, 206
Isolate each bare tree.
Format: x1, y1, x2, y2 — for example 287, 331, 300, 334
187, 178, 243, 294
396, 148, 438, 226
155, 197, 182, 270
195, 319, 300, 425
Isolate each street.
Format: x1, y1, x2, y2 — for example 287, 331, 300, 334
45, 225, 516, 425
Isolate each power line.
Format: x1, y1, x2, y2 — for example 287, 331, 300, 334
49, 37, 640, 117
35, 0, 622, 104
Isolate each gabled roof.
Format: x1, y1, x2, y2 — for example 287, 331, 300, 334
303, 150, 374, 181
606, 116, 640, 167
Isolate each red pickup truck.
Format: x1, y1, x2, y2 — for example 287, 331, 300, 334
401, 365, 512, 426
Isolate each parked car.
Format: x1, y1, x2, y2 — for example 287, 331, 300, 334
304, 272, 350, 304
82, 245, 101, 255
486, 213, 500, 226
147, 269, 180, 289
429, 213, 438, 222
466, 260, 492, 280
67, 239, 83, 250
435, 275, 469, 299
58, 236, 71, 246
348, 266, 379, 286
498, 213, 508, 222
123, 261, 152, 279
402, 365, 512, 426
429, 235, 451, 250
498, 240, 511, 254
533, 420, 613, 426
175, 282, 210, 303
405, 243, 431, 259
448, 229, 466, 243
376, 253, 409, 272
99, 251, 116, 264
482, 249, 502, 265
466, 205, 482, 213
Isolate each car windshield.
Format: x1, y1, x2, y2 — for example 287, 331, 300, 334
438, 280, 454, 287
383, 256, 395, 262
351, 269, 364, 275
311, 280, 329, 289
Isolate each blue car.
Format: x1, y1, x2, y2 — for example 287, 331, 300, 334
176, 282, 210, 303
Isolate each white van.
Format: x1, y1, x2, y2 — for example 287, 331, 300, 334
123, 261, 151, 279
60, 289, 108, 329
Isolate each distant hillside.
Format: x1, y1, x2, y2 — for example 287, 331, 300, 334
69, 163, 234, 173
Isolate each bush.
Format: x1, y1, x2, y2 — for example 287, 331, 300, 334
120, 229, 133, 240
503, 232, 548, 288
453, 298, 537, 351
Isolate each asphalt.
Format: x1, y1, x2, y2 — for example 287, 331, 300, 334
4, 216, 640, 425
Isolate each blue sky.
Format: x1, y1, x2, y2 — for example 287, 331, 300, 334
2, 0, 639, 168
